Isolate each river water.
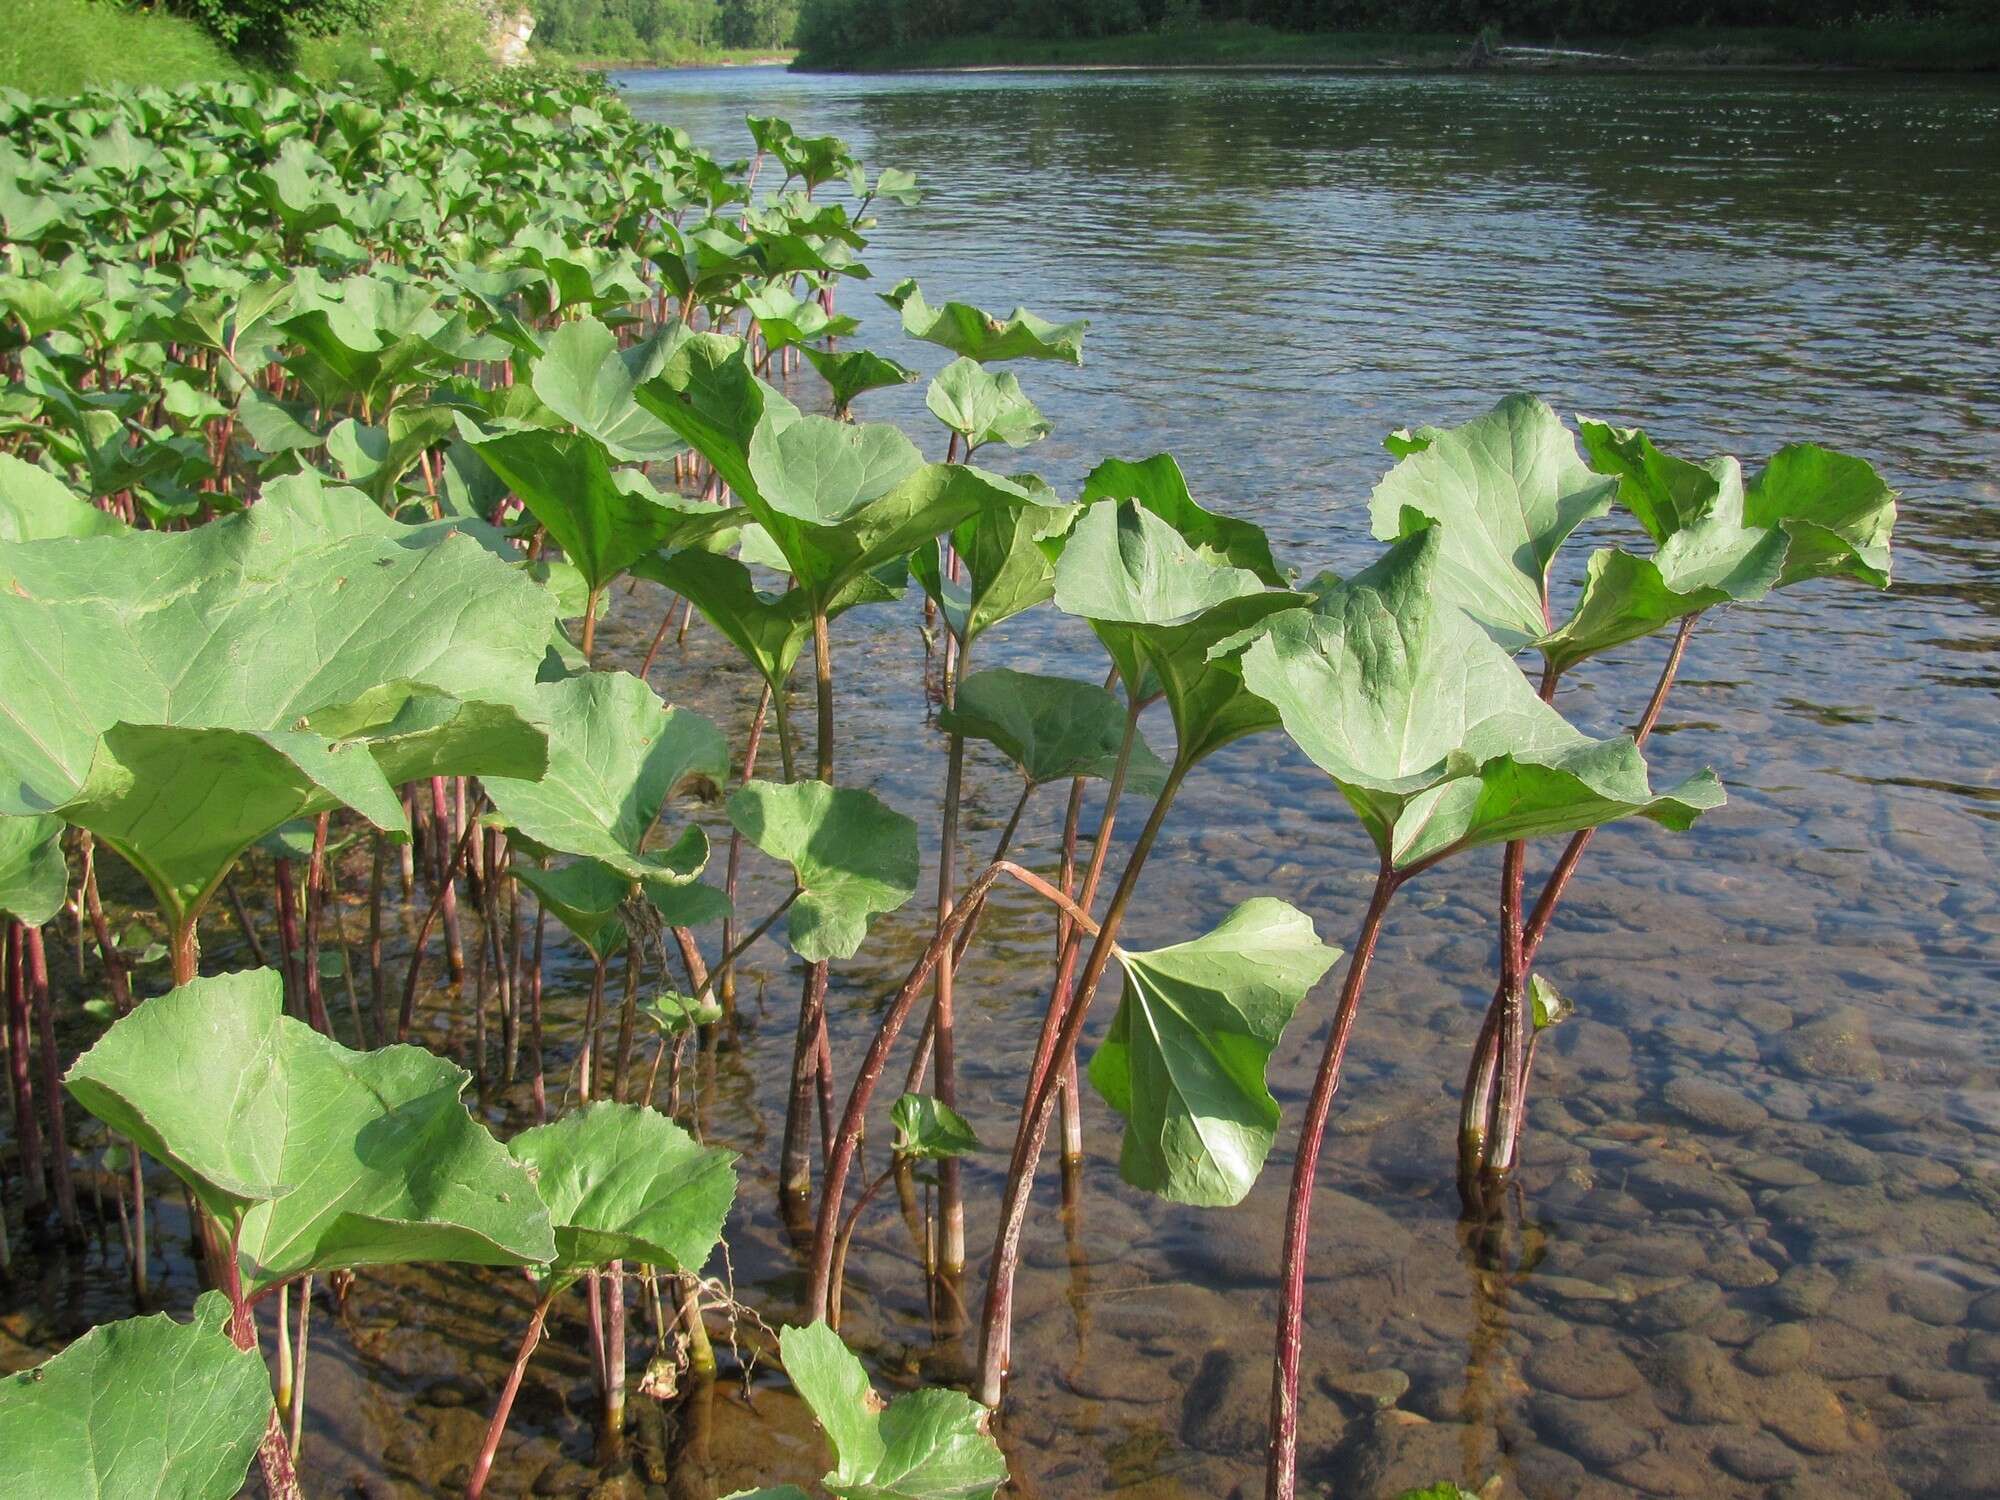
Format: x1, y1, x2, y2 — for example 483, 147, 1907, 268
608, 64, 2000, 1500
8, 63, 1998, 1500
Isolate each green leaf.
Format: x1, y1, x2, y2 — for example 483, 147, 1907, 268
1090, 899, 1339, 1207
726, 781, 918, 963
642, 989, 723, 1034
1528, 974, 1573, 1031
0, 508, 555, 929
638, 547, 816, 694
890, 1094, 980, 1161
0, 1303, 272, 1500
1369, 395, 1617, 651
908, 473, 1072, 648
802, 346, 917, 413
509, 1101, 735, 1284
780, 1322, 1007, 1500
1745, 443, 1896, 588
481, 671, 725, 884
0, 453, 123, 540
745, 283, 858, 351
464, 423, 721, 593
1229, 525, 1724, 871
530, 315, 683, 464
939, 669, 1167, 794
749, 412, 925, 529
925, 358, 1049, 451
511, 857, 640, 960
1080, 453, 1282, 585
1536, 522, 1785, 677
65, 969, 554, 1293
0, 814, 65, 925
1055, 501, 1300, 767
743, 460, 1001, 618
635, 332, 789, 506
884, 279, 1085, 366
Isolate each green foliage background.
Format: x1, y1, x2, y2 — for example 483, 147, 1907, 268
532, 0, 798, 60
795, 0, 1995, 62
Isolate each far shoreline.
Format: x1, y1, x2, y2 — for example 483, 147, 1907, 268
783, 21, 2000, 78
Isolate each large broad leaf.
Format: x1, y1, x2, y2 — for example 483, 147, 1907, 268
883, 278, 1085, 366
1747, 442, 1897, 588
1546, 421, 1897, 673
463, 422, 723, 593
1229, 525, 1723, 870
939, 669, 1167, 795
1369, 395, 1617, 652
925, 358, 1049, 452
65, 969, 555, 1292
509, 855, 735, 962
0, 814, 65, 925
745, 457, 1002, 617
0, 507, 554, 929
0, 453, 123, 540
780, 1322, 1007, 1500
637, 545, 906, 698
481, 671, 724, 883
748, 412, 925, 529
0, 1299, 271, 1500
909, 473, 1073, 648
634, 332, 793, 506
509, 1101, 736, 1285
1055, 501, 1300, 768
1091, 899, 1340, 1207
802, 346, 918, 414
726, 781, 918, 963
745, 283, 859, 351
530, 314, 684, 464
1582, 420, 1896, 589
1080, 453, 1283, 585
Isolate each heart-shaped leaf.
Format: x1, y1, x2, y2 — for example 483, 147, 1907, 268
1369, 395, 1617, 652
780, 1321, 1007, 1500
481, 671, 725, 883
726, 781, 918, 962
925, 357, 1049, 452
1091, 899, 1339, 1206
883, 278, 1084, 366
65, 968, 554, 1292
509, 1101, 735, 1285
1229, 525, 1723, 870
939, 669, 1168, 794
0, 1299, 272, 1500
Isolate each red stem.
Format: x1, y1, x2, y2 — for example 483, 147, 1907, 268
1266, 862, 1401, 1500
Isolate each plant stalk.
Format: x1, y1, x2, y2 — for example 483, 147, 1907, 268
1266, 860, 1402, 1500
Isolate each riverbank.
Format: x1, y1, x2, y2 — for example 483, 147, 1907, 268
794, 18, 2000, 74
3, 0, 246, 93
562, 47, 797, 71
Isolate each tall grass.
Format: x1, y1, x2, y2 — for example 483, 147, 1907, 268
1, 0, 244, 94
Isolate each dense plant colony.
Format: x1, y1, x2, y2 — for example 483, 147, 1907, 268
0, 62, 1894, 1500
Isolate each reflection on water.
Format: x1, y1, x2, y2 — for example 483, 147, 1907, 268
8, 64, 1999, 1500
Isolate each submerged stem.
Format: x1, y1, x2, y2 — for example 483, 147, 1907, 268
1266, 860, 1402, 1500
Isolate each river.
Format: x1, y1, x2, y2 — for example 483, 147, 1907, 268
15, 61, 1997, 1500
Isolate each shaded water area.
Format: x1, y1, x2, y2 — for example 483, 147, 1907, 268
9, 64, 2000, 1499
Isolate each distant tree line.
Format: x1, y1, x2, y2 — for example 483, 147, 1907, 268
797, 0, 1985, 60
531, 0, 798, 58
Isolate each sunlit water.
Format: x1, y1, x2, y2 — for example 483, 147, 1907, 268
7, 64, 1999, 1500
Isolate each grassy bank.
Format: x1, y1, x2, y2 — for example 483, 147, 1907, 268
2, 0, 247, 94
796, 17, 2000, 74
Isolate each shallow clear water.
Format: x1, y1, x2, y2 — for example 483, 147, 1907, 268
8, 63, 2000, 1500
